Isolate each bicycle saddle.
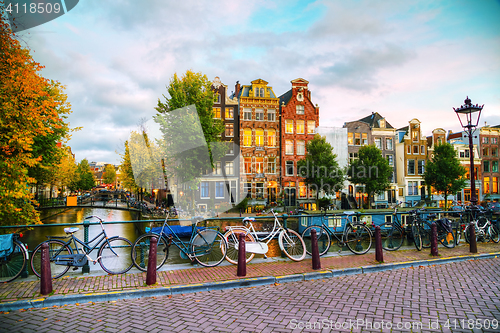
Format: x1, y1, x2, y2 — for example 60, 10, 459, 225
243, 217, 255, 224
64, 227, 79, 234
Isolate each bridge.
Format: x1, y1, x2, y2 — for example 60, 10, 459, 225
35, 195, 141, 213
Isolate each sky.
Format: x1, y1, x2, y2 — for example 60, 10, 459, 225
13, 0, 500, 165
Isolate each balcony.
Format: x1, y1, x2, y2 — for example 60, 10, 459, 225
255, 147, 264, 151
255, 173, 265, 178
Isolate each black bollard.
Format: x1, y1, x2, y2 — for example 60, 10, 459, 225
311, 229, 321, 270
237, 233, 246, 277
146, 236, 157, 285
375, 226, 383, 263
40, 242, 53, 295
469, 222, 477, 253
431, 222, 438, 256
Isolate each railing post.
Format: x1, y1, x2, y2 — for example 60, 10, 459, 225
237, 233, 246, 277
375, 225, 383, 263
282, 213, 288, 229
82, 219, 90, 273
431, 222, 438, 256
469, 221, 477, 253
40, 242, 53, 295
311, 229, 321, 270
146, 237, 157, 285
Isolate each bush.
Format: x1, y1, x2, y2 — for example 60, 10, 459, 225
317, 197, 331, 210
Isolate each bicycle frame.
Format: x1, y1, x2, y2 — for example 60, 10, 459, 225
225, 210, 285, 246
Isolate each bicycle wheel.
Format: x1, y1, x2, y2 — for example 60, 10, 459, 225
302, 225, 331, 256
0, 240, 27, 283
421, 221, 432, 248
30, 239, 72, 279
131, 233, 170, 272
223, 230, 255, 265
411, 225, 422, 251
344, 224, 372, 255
192, 231, 227, 267
279, 229, 306, 261
379, 223, 403, 251
489, 224, 500, 243
438, 227, 455, 248
98, 237, 133, 274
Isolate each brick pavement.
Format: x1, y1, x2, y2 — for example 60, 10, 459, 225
0, 242, 499, 304
0, 258, 499, 332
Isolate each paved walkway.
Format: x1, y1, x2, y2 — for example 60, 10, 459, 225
1, 258, 499, 332
0, 242, 499, 312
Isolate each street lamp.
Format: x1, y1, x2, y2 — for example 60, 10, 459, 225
453, 96, 483, 206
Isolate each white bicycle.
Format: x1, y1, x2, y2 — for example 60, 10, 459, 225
223, 209, 306, 264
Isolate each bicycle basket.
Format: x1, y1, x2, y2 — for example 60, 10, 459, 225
0, 234, 14, 258
192, 229, 218, 246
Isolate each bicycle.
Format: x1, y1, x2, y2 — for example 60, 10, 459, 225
131, 213, 227, 270
223, 209, 306, 264
463, 206, 500, 244
30, 216, 133, 279
371, 202, 408, 251
408, 209, 426, 251
0, 233, 29, 283
418, 213, 456, 248
301, 206, 372, 256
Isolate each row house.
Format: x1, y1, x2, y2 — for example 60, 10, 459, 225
235, 79, 280, 205
193, 77, 240, 212
343, 112, 397, 208
278, 78, 319, 209
395, 119, 427, 206
479, 126, 500, 201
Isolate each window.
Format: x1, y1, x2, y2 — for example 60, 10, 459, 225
286, 161, 294, 176
379, 119, 385, 128
484, 177, 490, 194
482, 137, 489, 144
225, 108, 233, 119
374, 138, 382, 149
299, 182, 307, 198
255, 128, 264, 147
407, 145, 411, 154
260, 88, 265, 97
387, 155, 393, 166
215, 182, 224, 198
492, 148, 498, 157
492, 137, 498, 144
215, 93, 221, 103
268, 109, 275, 122
408, 181, 418, 195
244, 157, 251, 174
267, 129, 276, 147
267, 157, 275, 174
348, 133, 354, 145
412, 130, 418, 142
296, 120, 304, 134
421, 145, 425, 155
413, 145, 419, 154
255, 108, 264, 121
243, 129, 252, 146
254, 88, 260, 97
493, 161, 499, 173
349, 152, 358, 163
418, 160, 425, 174
297, 140, 305, 155
362, 133, 368, 145
213, 107, 221, 118
285, 140, 293, 155
296, 105, 304, 114
227, 143, 234, 155
230, 181, 237, 203
213, 162, 222, 175
460, 149, 470, 158
377, 192, 385, 200
386, 138, 393, 150
256, 183, 264, 199
484, 161, 490, 173
225, 123, 233, 137
285, 120, 293, 134
243, 108, 252, 120
201, 182, 209, 198
244, 182, 251, 198
225, 162, 233, 175
483, 148, 489, 157
307, 120, 315, 134
255, 158, 264, 174
408, 160, 415, 175
493, 177, 498, 194
354, 133, 361, 145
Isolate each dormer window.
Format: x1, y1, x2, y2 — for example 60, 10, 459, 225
379, 119, 385, 128
296, 105, 304, 114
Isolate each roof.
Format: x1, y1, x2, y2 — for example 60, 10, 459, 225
355, 112, 394, 129
278, 89, 293, 108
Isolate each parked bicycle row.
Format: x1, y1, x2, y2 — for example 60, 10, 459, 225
1, 203, 498, 283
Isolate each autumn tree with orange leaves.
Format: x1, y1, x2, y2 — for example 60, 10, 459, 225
0, 17, 72, 228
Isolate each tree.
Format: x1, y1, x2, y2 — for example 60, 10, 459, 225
54, 147, 78, 193
297, 134, 345, 202
102, 164, 117, 186
424, 143, 466, 210
0, 17, 72, 227
347, 145, 393, 208
73, 159, 95, 191
118, 140, 137, 192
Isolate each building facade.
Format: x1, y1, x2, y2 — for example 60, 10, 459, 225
278, 78, 319, 209
479, 126, 500, 201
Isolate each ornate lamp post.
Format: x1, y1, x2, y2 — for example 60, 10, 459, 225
454, 96, 483, 206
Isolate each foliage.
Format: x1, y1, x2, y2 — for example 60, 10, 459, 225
235, 197, 249, 212
102, 164, 117, 185
73, 159, 95, 191
0, 18, 72, 227
296, 134, 345, 201
53, 147, 77, 193
317, 197, 331, 209
118, 140, 137, 192
347, 145, 392, 206
424, 143, 466, 210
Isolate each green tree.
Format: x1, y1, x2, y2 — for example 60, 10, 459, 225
297, 134, 345, 202
73, 159, 95, 191
424, 143, 466, 210
102, 164, 117, 186
118, 140, 137, 192
347, 145, 393, 208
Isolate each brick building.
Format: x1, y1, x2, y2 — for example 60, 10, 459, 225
479, 126, 500, 201
278, 78, 319, 209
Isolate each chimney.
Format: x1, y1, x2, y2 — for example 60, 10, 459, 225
235, 81, 241, 98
